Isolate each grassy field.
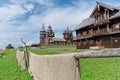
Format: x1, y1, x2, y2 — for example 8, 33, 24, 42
1, 46, 120, 80
0, 49, 33, 80
80, 57, 120, 80
29, 45, 84, 55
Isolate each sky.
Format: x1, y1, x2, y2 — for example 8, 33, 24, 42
0, 0, 120, 49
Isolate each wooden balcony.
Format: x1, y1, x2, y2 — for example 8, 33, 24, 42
94, 18, 109, 26
74, 34, 92, 40
99, 28, 109, 35
110, 28, 120, 34
73, 37, 79, 40
74, 28, 120, 40
80, 34, 92, 39
92, 28, 109, 36
92, 30, 98, 36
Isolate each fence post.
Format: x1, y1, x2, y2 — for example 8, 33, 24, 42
76, 58, 81, 80
21, 38, 29, 69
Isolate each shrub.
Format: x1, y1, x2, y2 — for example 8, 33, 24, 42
5, 44, 14, 49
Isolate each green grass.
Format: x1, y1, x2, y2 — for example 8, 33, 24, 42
1, 47, 120, 80
29, 49, 58, 55
29, 45, 81, 55
0, 49, 33, 80
0, 51, 5, 58
41, 45, 77, 52
80, 57, 120, 80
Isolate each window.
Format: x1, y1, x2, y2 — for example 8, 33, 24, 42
83, 31, 86, 36
78, 33, 81, 37
78, 42, 81, 46
115, 40, 118, 42
83, 41, 86, 46
89, 40, 93, 45
115, 24, 119, 29
81, 32, 83, 36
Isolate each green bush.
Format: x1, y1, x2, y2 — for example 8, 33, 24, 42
5, 44, 14, 49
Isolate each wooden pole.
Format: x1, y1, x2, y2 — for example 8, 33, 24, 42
21, 38, 29, 69
74, 48, 120, 59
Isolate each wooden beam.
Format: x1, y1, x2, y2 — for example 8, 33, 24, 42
74, 48, 120, 59
21, 38, 29, 69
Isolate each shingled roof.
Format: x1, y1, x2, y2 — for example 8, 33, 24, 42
74, 18, 95, 31
90, 2, 118, 17
50, 38, 66, 42
97, 2, 117, 10
110, 11, 120, 20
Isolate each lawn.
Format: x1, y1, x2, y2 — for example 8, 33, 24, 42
80, 57, 120, 80
29, 45, 83, 55
1, 46, 120, 80
0, 49, 33, 80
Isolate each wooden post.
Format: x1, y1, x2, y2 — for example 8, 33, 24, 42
98, 27, 100, 34
21, 38, 29, 69
91, 29, 93, 36
111, 36, 113, 48
75, 58, 81, 80
74, 48, 120, 59
107, 10, 109, 19
107, 24, 110, 32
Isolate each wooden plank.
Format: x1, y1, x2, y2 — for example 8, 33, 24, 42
74, 48, 120, 59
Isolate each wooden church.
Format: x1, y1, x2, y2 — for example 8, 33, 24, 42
74, 2, 120, 49
40, 24, 74, 45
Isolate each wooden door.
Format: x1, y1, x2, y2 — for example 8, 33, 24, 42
95, 38, 101, 46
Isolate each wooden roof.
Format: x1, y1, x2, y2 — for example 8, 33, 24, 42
90, 2, 118, 17
110, 11, 120, 20
50, 38, 66, 42
74, 18, 95, 31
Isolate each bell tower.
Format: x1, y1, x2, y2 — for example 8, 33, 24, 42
46, 25, 55, 37
63, 27, 73, 44
40, 24, 46, 45
46, 25, 55, 44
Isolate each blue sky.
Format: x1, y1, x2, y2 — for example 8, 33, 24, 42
0, 0, 120, 49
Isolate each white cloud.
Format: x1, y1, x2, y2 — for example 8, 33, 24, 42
0, 3, 30, 49
32, 0, 54, 7
27, 0, 93, 30
9, 0, 27, 5
0, 4, 27, 21
23, 4, 34, 11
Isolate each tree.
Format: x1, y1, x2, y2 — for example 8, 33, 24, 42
5, 44, 14, 49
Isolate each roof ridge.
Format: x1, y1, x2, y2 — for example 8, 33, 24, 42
97, 1, 117, 10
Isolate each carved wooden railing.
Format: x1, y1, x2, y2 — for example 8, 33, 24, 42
99, 28, 109, 34
75, 28, 120, 40
94, 18, 109, 26
111, 28, 120, 33
92, 28, 109, 36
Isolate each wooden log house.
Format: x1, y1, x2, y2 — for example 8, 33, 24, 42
74, 2, 120, 49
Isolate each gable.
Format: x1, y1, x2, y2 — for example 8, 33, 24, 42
90, 2, 118, 18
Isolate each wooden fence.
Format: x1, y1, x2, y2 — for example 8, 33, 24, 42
16, 48, 120, 80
